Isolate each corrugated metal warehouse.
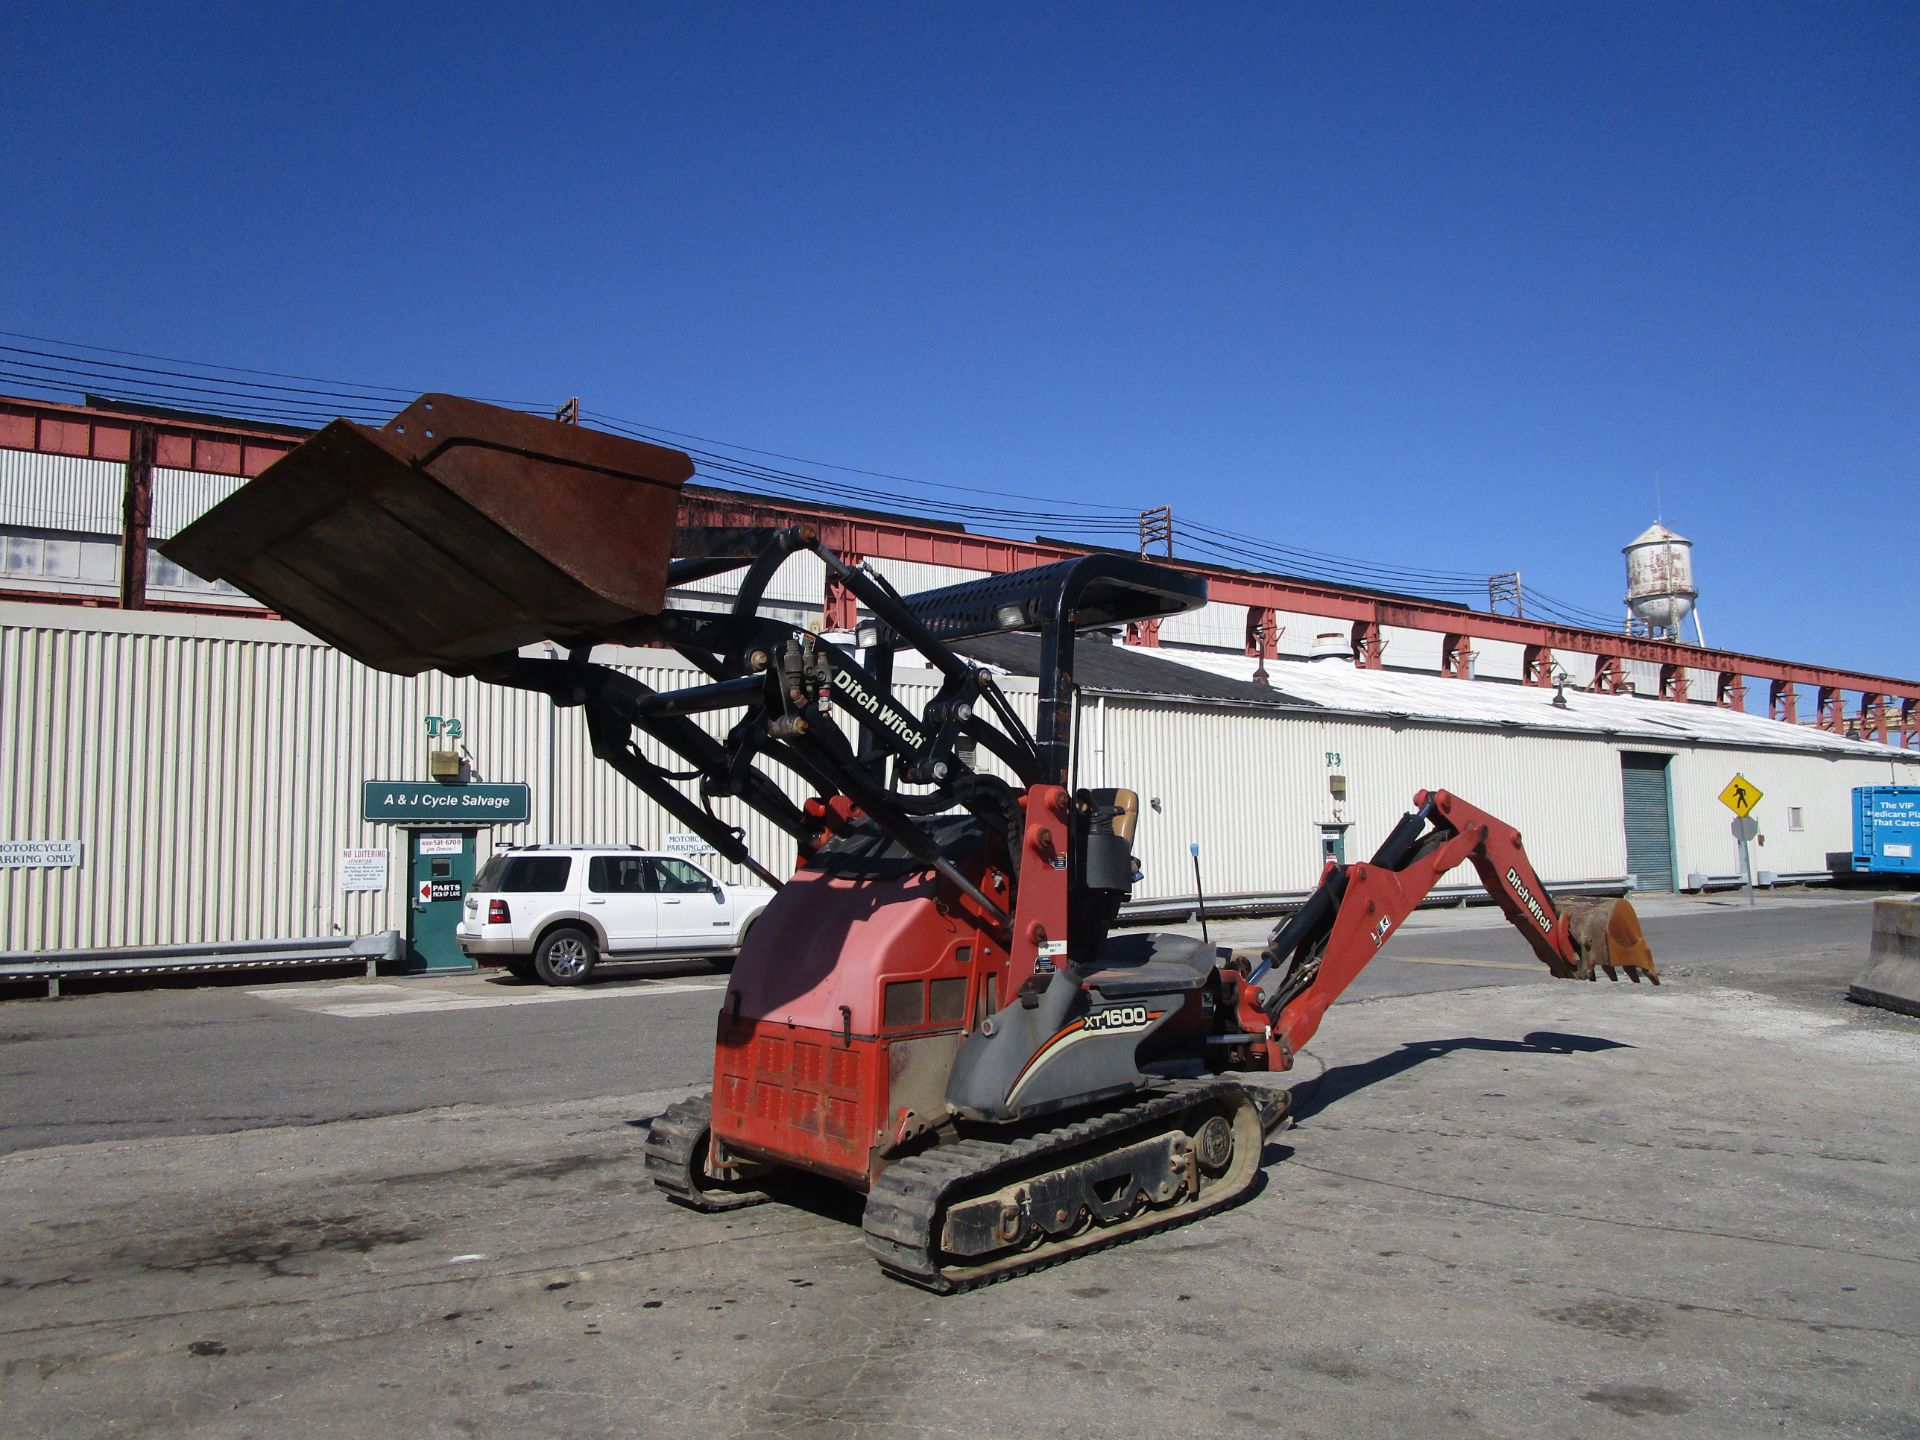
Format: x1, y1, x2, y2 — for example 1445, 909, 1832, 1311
4, 599, 1913, 956
3, 391, 1918, 962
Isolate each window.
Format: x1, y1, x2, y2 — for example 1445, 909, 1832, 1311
493, 856, 574, 893
2, 533, 81, 580
147, 551, 242, 596
1788, 807, 1804, 832
589, 855, 649, 893
647, 857, 713, 893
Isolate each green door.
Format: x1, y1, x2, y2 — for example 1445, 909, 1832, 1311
406, 829, 477, 972
1620, 753, 1676, 892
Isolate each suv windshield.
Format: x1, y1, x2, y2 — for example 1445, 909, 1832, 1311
475, 854, 574, 893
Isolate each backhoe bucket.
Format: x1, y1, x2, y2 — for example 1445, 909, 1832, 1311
1558, 897, 1659, 983
162, 394, 693, 676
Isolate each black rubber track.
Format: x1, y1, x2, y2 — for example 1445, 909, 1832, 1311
644, 1093, 772, 1211
862, 1078, 1271, 1292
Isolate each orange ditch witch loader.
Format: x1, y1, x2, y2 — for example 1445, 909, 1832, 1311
168, 395, 1660, 1291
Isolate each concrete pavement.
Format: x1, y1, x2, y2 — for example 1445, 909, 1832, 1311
3, 894, 1917, 1438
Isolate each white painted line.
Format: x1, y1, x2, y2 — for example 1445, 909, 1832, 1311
249, 979, 726, 1018
1382, 955, 1541, 972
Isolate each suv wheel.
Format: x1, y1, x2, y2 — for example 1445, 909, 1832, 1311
534, 926, 598, 986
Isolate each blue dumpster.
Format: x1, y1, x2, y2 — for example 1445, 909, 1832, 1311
1853, 787, 1920, 875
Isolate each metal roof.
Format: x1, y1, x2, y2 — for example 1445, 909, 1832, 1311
965, 634, 1916, 760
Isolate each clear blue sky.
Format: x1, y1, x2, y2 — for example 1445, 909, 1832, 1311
4, 3, 1914, 680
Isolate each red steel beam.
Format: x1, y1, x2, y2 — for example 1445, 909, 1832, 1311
0, 587, 270, 621
703, 483, 1920, 703
3, 394, 1916, 709
0, 394, 298, 477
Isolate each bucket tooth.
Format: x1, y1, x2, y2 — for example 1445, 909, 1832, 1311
161, 394, 693, 676
1558, 897, 1660, 985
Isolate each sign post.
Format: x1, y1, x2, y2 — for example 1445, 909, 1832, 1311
1719, 774, 1764, 908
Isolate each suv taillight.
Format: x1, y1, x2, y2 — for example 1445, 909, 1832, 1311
488, 899, 511, 924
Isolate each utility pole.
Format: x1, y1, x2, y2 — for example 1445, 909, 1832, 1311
1139, 506, 1173, 558
1487, 571, 1523, 619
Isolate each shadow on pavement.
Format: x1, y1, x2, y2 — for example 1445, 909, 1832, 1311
1285, 1030, 1633, 1125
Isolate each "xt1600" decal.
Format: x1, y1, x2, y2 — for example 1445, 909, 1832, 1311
1081, 1004, 1155, 1033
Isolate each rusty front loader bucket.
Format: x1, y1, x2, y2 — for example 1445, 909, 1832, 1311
162, 394, 693, 676
1558, 896, 1660, 984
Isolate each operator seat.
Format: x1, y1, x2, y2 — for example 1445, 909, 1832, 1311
1074, 931, 1217, 998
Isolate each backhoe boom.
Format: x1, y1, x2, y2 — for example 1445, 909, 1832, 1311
1243, 789, 1658, 1068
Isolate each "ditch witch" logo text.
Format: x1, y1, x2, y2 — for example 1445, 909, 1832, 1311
831, 668, 926, 750
1504, 867, 1555, 936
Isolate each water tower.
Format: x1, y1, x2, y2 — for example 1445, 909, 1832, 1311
1623, 523, 1702, 643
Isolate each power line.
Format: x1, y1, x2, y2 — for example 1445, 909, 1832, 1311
0, 331, 1634, 623
0, 329, 551, 409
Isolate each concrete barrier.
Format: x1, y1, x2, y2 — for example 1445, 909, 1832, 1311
1848, 898, 1920, 1018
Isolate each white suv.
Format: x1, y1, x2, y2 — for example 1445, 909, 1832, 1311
458, 846, 777, 985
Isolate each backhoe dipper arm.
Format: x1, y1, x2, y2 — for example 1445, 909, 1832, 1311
1243, 788, 1658, 1068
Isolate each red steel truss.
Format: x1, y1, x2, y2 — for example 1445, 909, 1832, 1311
3, 393, 1915, 745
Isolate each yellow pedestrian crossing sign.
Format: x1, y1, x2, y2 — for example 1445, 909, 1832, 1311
1719, 774, 1763, 817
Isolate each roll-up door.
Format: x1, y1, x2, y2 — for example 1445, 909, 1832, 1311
1620, 752, 1675, 891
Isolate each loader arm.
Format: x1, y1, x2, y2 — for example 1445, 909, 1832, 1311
161, 392, 1667, 1293
161, 392, 1205, 957
1242, 789, 1658, 1068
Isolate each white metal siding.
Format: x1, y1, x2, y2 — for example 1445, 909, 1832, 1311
1556, 652, 1598, 688
4, 601, 1910, 951
1158, 600, 1245, 649
0, 452, 277, 542
1271, 609, 1347, 657
1666, 746, 1903, 881
669, 548, 826, 609
1472, 638, 1525, 681
868, 559, 990, 597
1685, 666, 1721, 702
0, 604, 1037, 951
1092, 697, 1629, 904
151, 468, 246, 541
1381, 625, 1443, 672
0, 449, 122, 533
